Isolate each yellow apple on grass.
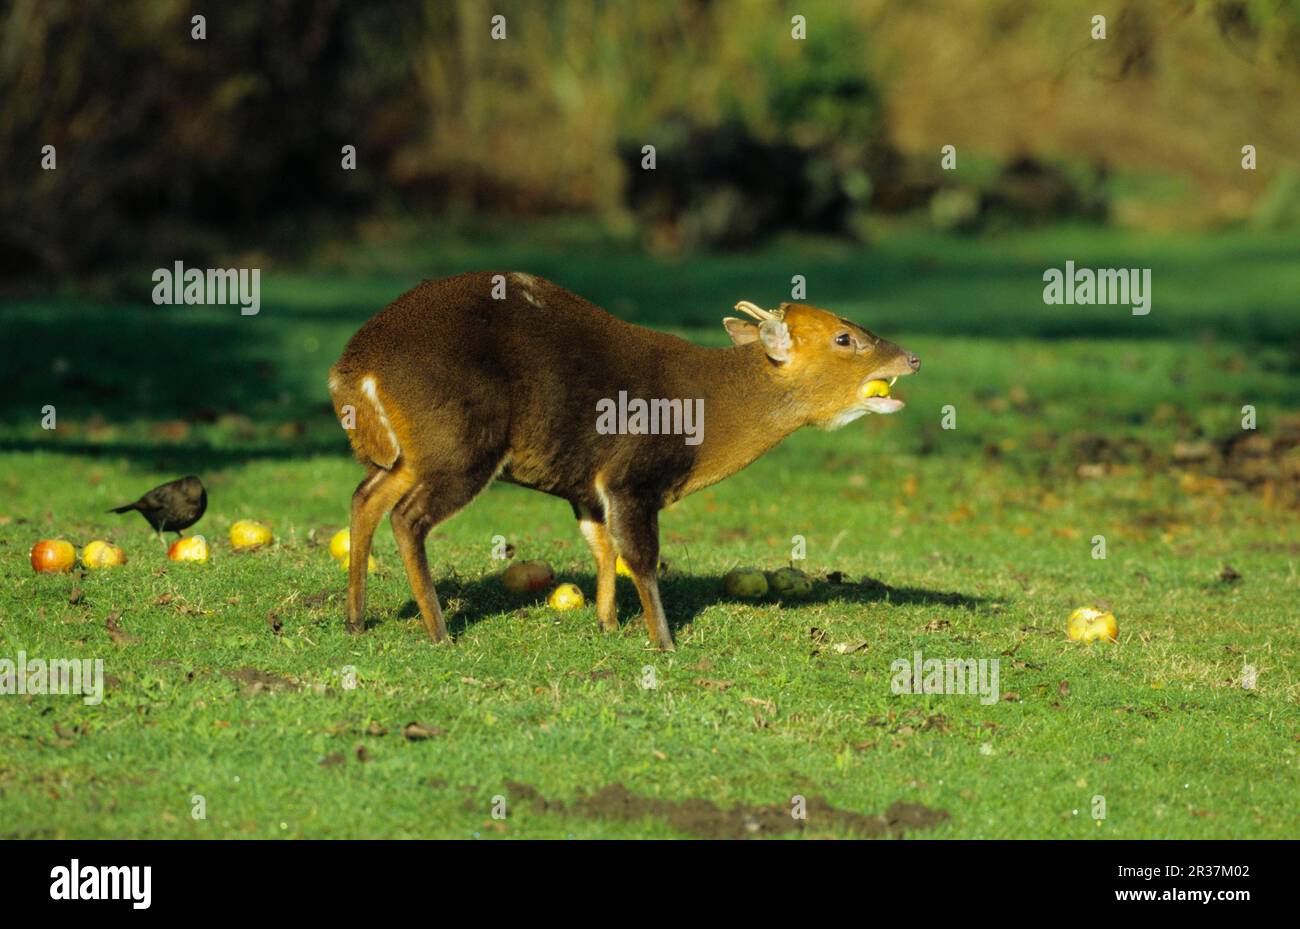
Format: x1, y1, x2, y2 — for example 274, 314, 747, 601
723, 567, 768, 599
1068, 606, 1118, 643
31, 539, 77, 574
615, 555, 667, 577
81, 540, 127, 569
230, 519, 273, 550
168, 535, 209, 563
547, 583, 586, 610
340, 553, 378, 574
329, 529, 351, 561
329, 529, 375, 572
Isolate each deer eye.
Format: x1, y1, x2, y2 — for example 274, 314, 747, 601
834, 332, 852, 348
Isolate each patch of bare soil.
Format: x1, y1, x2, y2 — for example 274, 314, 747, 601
301, 588, 337, 608
503, 781, 947, 839
223, 668, 300, 695
1074, 421, 1300, 505
1211, 427, 1300, 498
104, 611, 139, 646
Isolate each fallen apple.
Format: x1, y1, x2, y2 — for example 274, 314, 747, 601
168, 535, 209, 564
767, 566, 813, 598
1068, 606, 1118, 643
81, 540, 127, 570
615, 555, 666, 578
328, 528, 351, 561
31, 539, 76, 574
339, 553, 378, 574
502, 560, 555, 593
723, 567, 768, 599
547, 583, 586, 610
230, 519, 273, 550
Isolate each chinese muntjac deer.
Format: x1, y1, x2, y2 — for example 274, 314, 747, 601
329, 272, 919, 650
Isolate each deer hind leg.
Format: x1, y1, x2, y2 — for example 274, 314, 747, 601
577, 513, 619, 632
604, 494, 673, 651
390, 483, 448, 643
390, 462, 504, 643
347, 466, 415, 634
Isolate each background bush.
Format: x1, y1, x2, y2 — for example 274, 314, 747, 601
2, 0, 1298, 280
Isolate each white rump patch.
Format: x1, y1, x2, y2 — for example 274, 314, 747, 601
360, 374, 401, 463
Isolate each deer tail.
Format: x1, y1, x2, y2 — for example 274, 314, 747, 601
328, 364, 402, 470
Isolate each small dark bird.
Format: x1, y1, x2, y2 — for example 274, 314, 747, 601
109, 475, 207, 540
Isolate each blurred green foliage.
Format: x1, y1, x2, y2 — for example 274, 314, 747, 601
2, 0, 1297, 281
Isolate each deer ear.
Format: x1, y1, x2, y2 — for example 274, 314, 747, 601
723, 317, 760, 346
758, 319, 792, 362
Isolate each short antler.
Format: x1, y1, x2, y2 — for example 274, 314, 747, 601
734, 300, 783, 322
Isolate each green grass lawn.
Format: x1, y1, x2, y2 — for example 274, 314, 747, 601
2, 226, 1298, 838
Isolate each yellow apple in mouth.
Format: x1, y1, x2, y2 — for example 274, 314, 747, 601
859, 377, 904, 414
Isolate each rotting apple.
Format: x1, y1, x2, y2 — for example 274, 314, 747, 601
81, 540, 127, 569
502, 560, 555, 593
723, 567, 768, 599
1067, 606, 1118, 643
767, 566, 813, 598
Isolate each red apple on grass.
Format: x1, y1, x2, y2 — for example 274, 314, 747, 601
31, 539, 76, 573
501, 560, 555, 593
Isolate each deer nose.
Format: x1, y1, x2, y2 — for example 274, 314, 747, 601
906, 353, 921, 371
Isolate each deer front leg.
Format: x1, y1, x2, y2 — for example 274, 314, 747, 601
577, 515, 619, 632
604, 495, 673, 650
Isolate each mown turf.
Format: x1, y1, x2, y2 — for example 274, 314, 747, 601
1, 226, 1298, 838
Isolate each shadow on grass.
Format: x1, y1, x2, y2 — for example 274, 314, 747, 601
383, 571, 991, 638
0, 436, 345, 471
